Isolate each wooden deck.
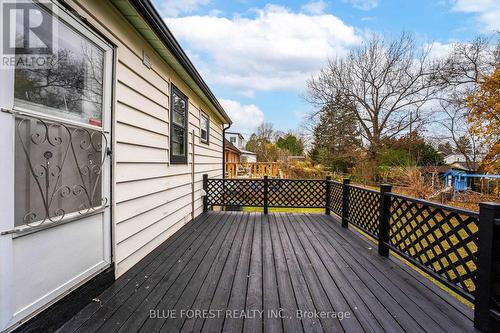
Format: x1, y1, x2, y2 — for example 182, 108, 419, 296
57, 212, 475, 333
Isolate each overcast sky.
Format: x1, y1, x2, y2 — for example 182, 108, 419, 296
152, 0, 500, 136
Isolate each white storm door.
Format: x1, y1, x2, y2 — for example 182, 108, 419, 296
0, 1, 113, 330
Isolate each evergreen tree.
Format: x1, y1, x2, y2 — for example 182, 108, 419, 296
309, 102, 362, 172
276, 134, 304, 156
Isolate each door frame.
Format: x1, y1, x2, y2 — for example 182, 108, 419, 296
0, 0, 115, 330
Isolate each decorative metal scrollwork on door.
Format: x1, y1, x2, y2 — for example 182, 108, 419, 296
14, 115, 108, 229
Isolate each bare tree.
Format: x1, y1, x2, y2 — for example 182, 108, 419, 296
436, 100, 480, 169
434, 36, 499, 169
307, 33, 439, 159
255, 122, 275, 142
435, 36, 499, 89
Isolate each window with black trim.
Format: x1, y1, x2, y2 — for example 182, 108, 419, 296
170, 85, 188, 164
200, 111, 209, 144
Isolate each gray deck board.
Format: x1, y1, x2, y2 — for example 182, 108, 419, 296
58, 211, 475, 333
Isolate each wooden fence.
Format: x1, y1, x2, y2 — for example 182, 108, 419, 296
203, 174, 500, 332
224, 162, 281, 178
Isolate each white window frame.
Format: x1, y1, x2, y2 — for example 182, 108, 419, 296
200, 111, 209, 145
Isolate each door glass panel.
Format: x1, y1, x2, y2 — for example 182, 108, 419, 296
14, 116, 107, 227
14, 4, 105, 127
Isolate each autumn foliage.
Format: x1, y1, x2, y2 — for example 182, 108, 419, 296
467, 68, 500, 173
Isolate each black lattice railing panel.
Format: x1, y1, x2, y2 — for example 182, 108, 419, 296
389, 195, 478, 298
206, 179, 264, 206
348, 186, 380, 238
328, 181, 343, 216
268, 179, 325, 208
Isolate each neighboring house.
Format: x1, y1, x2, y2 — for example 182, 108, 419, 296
224, 138, 241, 163
225, 131, 257, 162
240, 150, 258, 162
444, 154, 484, 171
444, 154, 469, 164
0, 0, 231, 331
448, 161, 481, 172
226, 132, 246, 149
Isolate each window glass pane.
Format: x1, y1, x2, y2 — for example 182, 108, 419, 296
200, 114, 208, 141
14, 8, 104, 126
172, 126, 185, 156
14, 116, 105, 226
172, 93, 186, 127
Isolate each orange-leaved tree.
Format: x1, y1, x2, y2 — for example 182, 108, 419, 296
467, 68, 500, 173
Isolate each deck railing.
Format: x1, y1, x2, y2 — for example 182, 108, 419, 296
203, 174, 500, 332
224, 162, 281, 178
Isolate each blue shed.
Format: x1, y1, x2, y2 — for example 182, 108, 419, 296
443, 170, 500, 192
443, 169, 469, 191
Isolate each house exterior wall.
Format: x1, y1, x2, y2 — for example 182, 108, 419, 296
225, 150, 241, 163
444, 154, 468, 164
225, 132, 246, 150
69, 0, 225, 277
241, 152, 257, 163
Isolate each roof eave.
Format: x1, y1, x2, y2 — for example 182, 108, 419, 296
112, 0, 231, 124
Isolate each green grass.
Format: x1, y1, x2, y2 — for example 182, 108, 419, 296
242, 207, 324, 213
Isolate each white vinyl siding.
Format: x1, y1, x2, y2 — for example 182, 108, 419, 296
71, 0, 225, 277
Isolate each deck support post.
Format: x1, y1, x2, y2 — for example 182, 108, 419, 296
263, 176, 269, 214
341, 178, 350, 228
203, 174, 208, 212
378, 184, 392, 257
474, 202, 500, 332
325, 176, 332, 215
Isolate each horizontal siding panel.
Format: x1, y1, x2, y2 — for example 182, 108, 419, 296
116, 82, 168, 121
116, 123, 168, 150
116, 103, 168, 135
194, 163, 224, 174
116, 46, 169, 90
117, 61, 168, 107
115, 199, 193, 263
115, 174, 192, 221
116, 163, 220, 184
195, 145, 223, 157
116, 163, 170, 183
189, 102, 200, 117
194, 155, 221, 165
115, 143, 167, 163
115, 217, 184, 277
116, 187, 196, 244
195, 170, 223, 178
115, 173, 193, 203
210, 122, 223, 136
115, 190, 168, 223
193, 159, 220, 167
